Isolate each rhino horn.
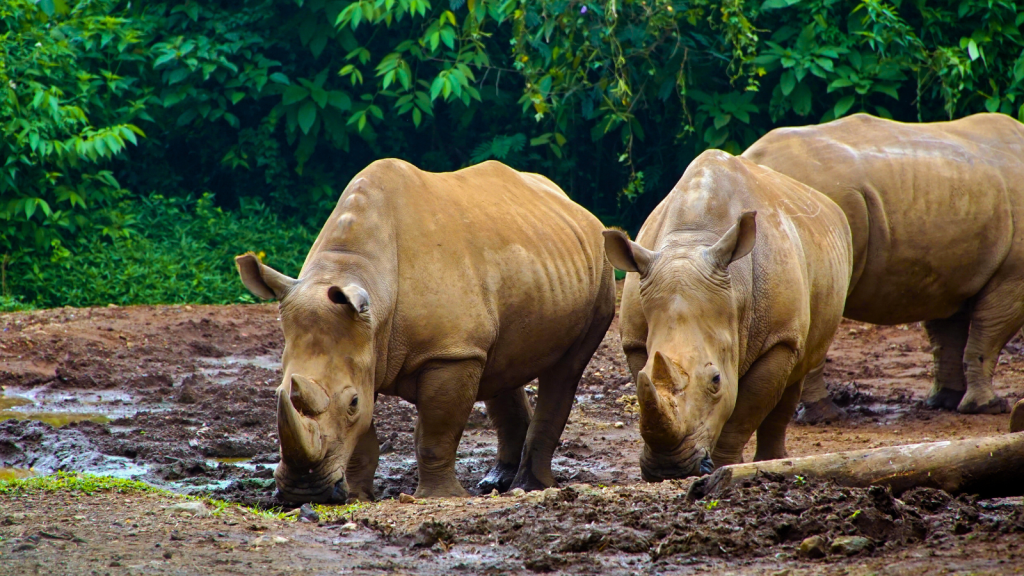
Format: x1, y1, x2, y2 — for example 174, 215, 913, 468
290, 374, 331, 415
637, 366, 684, 452
278, 376, 325, 468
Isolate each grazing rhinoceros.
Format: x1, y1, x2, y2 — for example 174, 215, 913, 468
604, 150, 852, 479
236, 159, 615, 502
743, 113, 1024, 417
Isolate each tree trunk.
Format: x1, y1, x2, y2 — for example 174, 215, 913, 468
720, 432, 1024, 498
1012, 399, 1024, 433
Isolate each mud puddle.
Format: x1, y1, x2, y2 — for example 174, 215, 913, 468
0, 299, 1022, 572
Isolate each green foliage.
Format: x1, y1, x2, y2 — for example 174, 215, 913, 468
0, 0, 149, 254
0, 471, 159, 496
6, 193, 314, 308
4, 0, 1024, 308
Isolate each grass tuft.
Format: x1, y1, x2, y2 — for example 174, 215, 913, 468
0, 472, 294, 521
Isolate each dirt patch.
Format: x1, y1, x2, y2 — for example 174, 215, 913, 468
1, 286, 1023, 572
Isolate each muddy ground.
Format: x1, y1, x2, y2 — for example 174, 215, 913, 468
1, 289, 1022, 574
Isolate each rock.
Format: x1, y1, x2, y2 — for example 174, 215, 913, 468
830, 535, 874, 556
565, 483, 601, 498
166, 501, 210, 517
490, 489, 499, 497
510, 488, 526, 497
613, 421, 625, 429
398, 493, 416, 504
298, 503, 319, 523
799, 535, 827, 558
340, 522, 358, 531
272, 536, 288, 544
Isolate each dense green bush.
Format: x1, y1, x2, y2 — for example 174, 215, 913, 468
3, 0, 1023, 308
5, 193, 314, 309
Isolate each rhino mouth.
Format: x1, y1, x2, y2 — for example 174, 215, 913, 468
639, 443, 714, 482
274, 463, 349, 504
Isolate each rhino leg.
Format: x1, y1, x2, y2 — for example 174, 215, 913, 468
754, 379, 803, 461
924, 307, 970, 410
958, 283, 1019, 414
477, 387, 532, 494
713, 344, 799, 467
511, 290, 615, 492
345, 419, 380, 502
795, 358, 847, 424
412, 360, 483, 498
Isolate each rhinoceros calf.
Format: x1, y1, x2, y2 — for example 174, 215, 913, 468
744, 113, 1024, 416
236, 159, 615, 502
604, 150, 852, 478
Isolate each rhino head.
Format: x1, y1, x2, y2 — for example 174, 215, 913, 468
235, 253, 374, 504
603, 212, 757, 481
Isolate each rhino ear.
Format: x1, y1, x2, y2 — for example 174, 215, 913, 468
327, 284, 370, 318
235, 253, 298, 300
603, 230, 657, 276
708, 211, 757, 269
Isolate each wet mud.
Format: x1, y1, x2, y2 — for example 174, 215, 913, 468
1, 291, 1022, 573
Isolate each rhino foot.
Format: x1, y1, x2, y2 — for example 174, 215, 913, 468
509, 468, 550, 493
1011, 400, 1024, 433
795, 398, 847, 424
476, 462, 518, 494
925, 387, 965, 411
957, 394, 1009, 415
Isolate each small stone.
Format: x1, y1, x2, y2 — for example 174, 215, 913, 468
165, 501, 210, 517
799, 535, 827, 559
13, 543, 35, 552
490, 489, 499, 497
184, 305, 193, 311
539, 487, 561, 504
510, 488, 526, 498
398, 493, 416, 504
298, 503, 319, 523
613, 421, 625, 429
272, 536, 288, 544
830, 535, 874, 556
340, 522, 358, 531
163, 551, 173, 559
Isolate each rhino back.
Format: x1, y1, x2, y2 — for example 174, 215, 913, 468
321, 159, 610, 397
743, 113, 1024, 324
634, 151, 851, 377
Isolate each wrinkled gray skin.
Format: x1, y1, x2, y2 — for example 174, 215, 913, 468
606, 150, 852, 480
236, 159, 615, 503
744, 113, 1024, 417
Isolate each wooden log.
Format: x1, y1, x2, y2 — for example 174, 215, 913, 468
719, 432, 1024, 498
1012, 399, 1024, 433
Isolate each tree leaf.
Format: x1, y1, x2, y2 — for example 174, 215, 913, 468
833, 95, 855, 118
791, 83, 812, 116
967, 39, 979, 61
780, 70, 796, 96
282, 85, 309, 105
298, 100, 317, 134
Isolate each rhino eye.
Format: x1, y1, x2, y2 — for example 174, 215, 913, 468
711, 373, 721, 392
350, 396, 359, 408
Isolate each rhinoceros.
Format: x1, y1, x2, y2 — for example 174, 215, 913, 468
236, 159, 615, 502
743, 113, 1024, 417
604, 150, 852, 478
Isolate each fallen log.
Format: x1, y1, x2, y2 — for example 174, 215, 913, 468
708, 432, 1024, 498
1012, 399, 1024, 433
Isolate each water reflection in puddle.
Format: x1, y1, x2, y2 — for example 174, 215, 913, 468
0, 467, 39, 482
0, 388, 124, 427
196, 355, 280, 385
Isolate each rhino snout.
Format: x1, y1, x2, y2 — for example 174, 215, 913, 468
275, 472, 349, 504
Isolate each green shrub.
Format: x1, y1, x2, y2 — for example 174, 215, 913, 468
5, 192, 317, 309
